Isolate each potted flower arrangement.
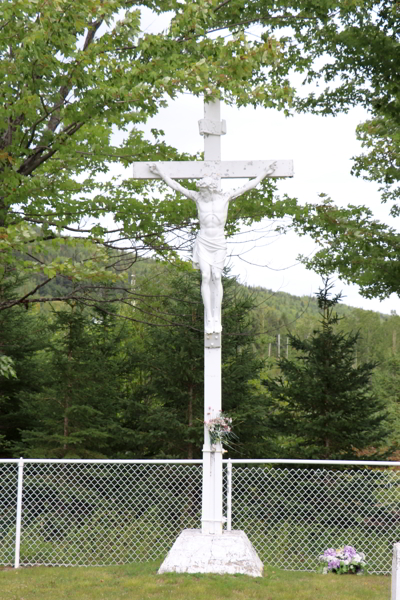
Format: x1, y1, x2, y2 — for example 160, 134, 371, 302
204, 410, 235, 451
319, 546, 367, 575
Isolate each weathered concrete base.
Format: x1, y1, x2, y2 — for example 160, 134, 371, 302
158, 529, 263, 577
392, 543, 400, 599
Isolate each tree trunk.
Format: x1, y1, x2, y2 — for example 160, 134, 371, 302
64, 321, 73, 453
324, 437, 330, 459
63, 411, 69, 451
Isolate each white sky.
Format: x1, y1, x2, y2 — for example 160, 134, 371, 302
131, 8, 400, 315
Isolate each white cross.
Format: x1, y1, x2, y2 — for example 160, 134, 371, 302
132, 99, 293, 537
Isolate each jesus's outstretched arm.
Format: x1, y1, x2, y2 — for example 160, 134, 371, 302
228, 162, 277, 201
150, 164, 198, 202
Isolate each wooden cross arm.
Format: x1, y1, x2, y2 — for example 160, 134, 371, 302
132, 160, 293, 180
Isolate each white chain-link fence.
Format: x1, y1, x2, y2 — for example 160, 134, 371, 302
1, 458, 400, 573
229, 460, 400, 575
0, 459, 202, 568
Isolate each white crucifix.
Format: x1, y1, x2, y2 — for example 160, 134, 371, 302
133, 99, 293, 538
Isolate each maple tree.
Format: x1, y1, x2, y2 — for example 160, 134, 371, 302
1, 0, 397, 310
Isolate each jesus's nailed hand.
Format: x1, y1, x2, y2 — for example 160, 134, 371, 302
149, 163, 162, 176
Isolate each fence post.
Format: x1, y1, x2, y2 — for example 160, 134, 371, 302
14, 457, 24, 569
227, 458, 232, 531
392, 543, 400, 600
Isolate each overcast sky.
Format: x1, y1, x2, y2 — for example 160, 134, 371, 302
132, 9, 400, 315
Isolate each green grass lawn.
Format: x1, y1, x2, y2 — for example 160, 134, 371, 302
0, 562, 392, 600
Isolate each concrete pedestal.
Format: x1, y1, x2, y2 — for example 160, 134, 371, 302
158, 529, 263, 577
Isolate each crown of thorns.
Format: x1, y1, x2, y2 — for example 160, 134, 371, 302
198, 174, 220, 189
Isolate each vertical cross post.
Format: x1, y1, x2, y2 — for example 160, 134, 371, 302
203, 101, 222, 161
201, 100, 224, 535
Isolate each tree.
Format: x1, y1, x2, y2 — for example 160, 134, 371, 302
291, 198, 400, 301
119, 267, 275, 458
293, 0, 400, 212
285, 1, 400, 298
0, 303, 49, 456
352, 114, 400, 210
15, 303, 135, 458
0, 0, 296, 311
288, 105, 400, 300
263, 280, 392, 460
334, 3, 400, 212
2, 0, 397, 313
372, 355, 400, 457
293, 0, 399, 119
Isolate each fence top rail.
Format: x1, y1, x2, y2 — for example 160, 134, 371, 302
1, 457, 400, 467
222, 458, 400, 467
0, 458, 203, 465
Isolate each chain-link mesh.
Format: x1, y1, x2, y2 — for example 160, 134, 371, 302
0, 462, 18, 566
18, 462, 202, 566
2, 460, 400, 572
230, 465, 400, 575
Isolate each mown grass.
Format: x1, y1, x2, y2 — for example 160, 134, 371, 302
0, 562, 391, 600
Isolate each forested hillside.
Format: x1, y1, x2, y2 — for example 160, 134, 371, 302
1, 259, 399, 460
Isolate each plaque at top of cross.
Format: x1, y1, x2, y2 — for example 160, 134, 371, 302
132, 99, 293, 334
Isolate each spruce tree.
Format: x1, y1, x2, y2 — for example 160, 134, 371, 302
0, 279, 50, 457
16, 304, 134, 458
263, 280, 393, 460
120, 268, 275, 459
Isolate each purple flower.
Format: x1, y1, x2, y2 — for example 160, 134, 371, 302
328, 558, 341, 570
323, 548, 336, 558
343, 546, 356, 559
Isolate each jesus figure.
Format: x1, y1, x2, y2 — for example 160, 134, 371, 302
150, 163, 276, 334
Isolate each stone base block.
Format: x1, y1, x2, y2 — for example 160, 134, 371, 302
158, 529, 263, 577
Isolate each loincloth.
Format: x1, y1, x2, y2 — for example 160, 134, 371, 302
192, 232, 227, 278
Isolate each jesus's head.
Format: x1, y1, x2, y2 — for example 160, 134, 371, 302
197, 175, 220, 192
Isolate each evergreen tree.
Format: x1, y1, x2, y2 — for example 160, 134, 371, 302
372, 355, 400, 458
120, 268, 275, 459
263, 280, 393, 460
0, 278, 50, 457
16, 304, 134, 458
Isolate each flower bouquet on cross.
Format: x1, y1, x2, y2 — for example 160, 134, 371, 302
204, 410, 236, 451
319, 546, 367, 575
